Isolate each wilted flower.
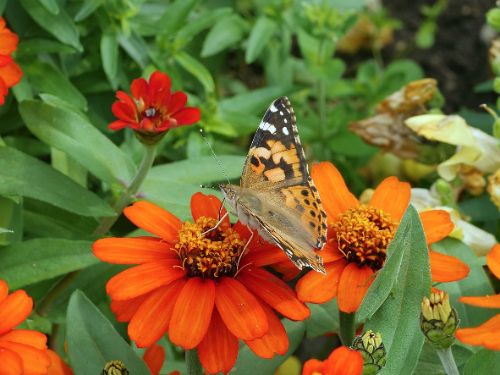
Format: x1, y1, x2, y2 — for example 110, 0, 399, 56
488, 168, 500, 209
0, 17, 23, 105
420, 289, 458, 349
352, 330, 386, 375
302, 346, 363, 375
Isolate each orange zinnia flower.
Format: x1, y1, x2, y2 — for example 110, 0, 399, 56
93, 193, 309, 374
456, 244, 500, 350
0, 279, 51, 374
109, 71, 200, 133
297, 162, 469, 313
47, 349, 73, 375
0, 17, 22, 105
143, 343, 165, 375
302, 346, 363, 375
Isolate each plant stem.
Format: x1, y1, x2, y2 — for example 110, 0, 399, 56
185, 349, 203, 375
339, 311, 356, 346
38, 144, 157, 317
436, 347, 459, 375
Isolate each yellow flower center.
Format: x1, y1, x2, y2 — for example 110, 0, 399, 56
175, 216, 245, 279
333, 205, 396, 270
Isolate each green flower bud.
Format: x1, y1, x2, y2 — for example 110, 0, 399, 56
420, 290, 459, 349
352, 330, 386, 375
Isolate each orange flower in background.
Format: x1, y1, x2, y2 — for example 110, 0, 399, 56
109, 71, 201, 133
47, 349, 73, 375
93, 192, 309, 374
302, 346, 363, 375
143, 343, 165, 375
297, 162, 469, 313
456, 244, 500, 350
0, 17, 23, 105
0, 279, 51, 374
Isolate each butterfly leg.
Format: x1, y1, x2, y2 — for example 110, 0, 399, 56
200, 211, 229, 236
236, 229, 254, 272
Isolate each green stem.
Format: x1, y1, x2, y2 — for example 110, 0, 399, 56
38, 144, 157, 317
436, 347, 459, 375
339, 311, 356, 346
185, 349, 203, 375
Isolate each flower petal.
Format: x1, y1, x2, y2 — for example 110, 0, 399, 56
0, 341, 50, 374
0, 279, 8, 303
106, 260, 185, 300
320, 241, 344, 263
325, 346, 363, 375
459, 294, 500, 309
337, 264, 374, 313
172, 107, 201, 126
429, 250, 469, 283
169, 277, 215, 349
487, 244, 500, 280
111, 101, 136, 122
167, 91, 188, 114
302, 359, 325, 375
0, 26, 18, 55
110, 293, 151, 322
0, 330, 47, 350
190, 193, 229, 225
370, 177, 410, 222
129, 279, 185, 348
244, 302, 288, 359
143, 343, 165, 375
237, 267, 309, 321
296, 260, 346, 304
198, 309, 238, 375
215, 277, 268, 340
124, 201, 182, 242
93, 237, 177, 264
0, 347, 22, 375
130, 77, 148, 100
0, 61, 22, 87
311, 162, 359, 222
456, 314, 500, 351
0, 290, 33, 335
108, 120, 130, 130
47, 349, 73, 375
420, 210, 454, 244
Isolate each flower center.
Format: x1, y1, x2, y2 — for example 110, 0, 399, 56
333, 205, 396, 270
175, 216, 245, 279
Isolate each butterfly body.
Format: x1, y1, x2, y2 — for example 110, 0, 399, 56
220, 97, 327, 273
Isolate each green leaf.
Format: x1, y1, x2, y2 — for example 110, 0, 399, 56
361, 205, 431, 375
245, 16, 277, 63
433, 238, 496, 327
17, 39, 77, 55
202, 15, 247, 57
20, 0, 82, 51
296, 28, 320, 64
19, 100, 137, 185
74, 0, 103, 21
0, 239, 96, 289
234, 320, 305, 374
22, 61, 87, 111
175, 7, 232, 47
0, 196, 23, 245
38, 0, 58, 14
305, 300, 340, 338
67, 291, 150, 375
117, 31, 150, 68
101, 32, 119, 86
219, 86, 289, 114
175, 52, 215, 92
487, 8, 500, 30
464, 349, 500, 375
0, 147, 114, 217
156, 0, 199, 36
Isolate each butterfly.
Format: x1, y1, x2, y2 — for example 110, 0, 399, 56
220, 97, 327, 273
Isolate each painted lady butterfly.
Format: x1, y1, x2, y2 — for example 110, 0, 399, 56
220, 97, 327, 273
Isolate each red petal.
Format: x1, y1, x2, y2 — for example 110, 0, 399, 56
0, 290, 33, 335
172, 107, 201, 126
190, 193, 229, 225
0, 280, 8, 303
93, 237, 177, 264
296, 260, 346, 304
337, 264, 374, 313
0, 61, 22, 87
169, 278, 215, 349
148, 71, 171, 108
108, 120, 130, 130
110, 293, 150, 322
111, 101, 137, 122
0, 28, 18, 55
143, 343, 165, 375
131, 77, 148, 100
167, 91, 187, 114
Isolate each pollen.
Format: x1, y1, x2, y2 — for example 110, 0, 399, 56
333, 205, 396, 270
175, 216, 245, 279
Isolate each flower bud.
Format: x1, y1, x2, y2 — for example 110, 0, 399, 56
352, 330, 386, 375
488, 168, 500, 210
420, 290, 459, 349
103, 360, 129, 375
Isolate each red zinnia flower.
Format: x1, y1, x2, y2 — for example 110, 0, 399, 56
0, 17, 22, 105
109, 71, 200, 133
0, 279, 51, 374
297, 162, 469, 313
93, 193, 309, 374
302, 346, 363, 375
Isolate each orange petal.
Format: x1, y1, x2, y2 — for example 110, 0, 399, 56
169, 278, 215, 349
429, 251, 469, 283
242, 243, 289, 267
93, 237, 177, 264
0, 290, 33, 335
237, 267, 309, 321
215, 277, 268, 340
271, 261, 301, 281
420, 210, 454, 244
337, 264, 374, 313
0, 341, 50, 374
190, 193, 229, 226
459, 294, 500, 309
143, 344, 165, 375
325, 346, 363, 375
244, 302, 288, 359
0, 61, 22, 87
198, 309, 238, 375
110, 293, 151, 322
47, 349, 73, 375
302, 359, 325, 375
0, 280, 8, 304
320, 241, 344, 263
311, 162, 359, 223
129, 279, 185, 347
456, 314, 500, 351
0, 330, 47, 350
296, 260, 346, 304
487, 244, 500, 280
370, 177, 410, 222
124, 201, 182, 242
106, 260, 185, 300
0, 347, 22, 375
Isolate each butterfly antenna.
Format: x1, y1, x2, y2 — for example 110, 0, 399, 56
199, 128, 231, 185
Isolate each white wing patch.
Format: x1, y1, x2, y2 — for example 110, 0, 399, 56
259, 121, 277, 134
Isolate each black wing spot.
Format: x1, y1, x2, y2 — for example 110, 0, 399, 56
320, 235, 327, 243
321, 222, 328, 229
304, 199, 310, 205
310, 210, 316, 217
311, 186, 318, 192
250, 155, 260, 166
312, 201, 318, 208
301, 189, 309, 196
320, 211, 327, 218
309, 222, 315, 228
